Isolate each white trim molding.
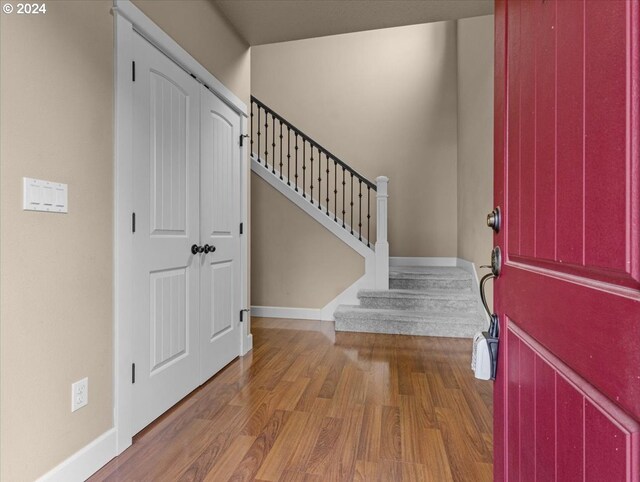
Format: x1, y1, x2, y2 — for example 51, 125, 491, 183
113, 0, 250, 460
36, 429, 117, 482
250, 306, 323, 320
251, 272, 372, 322
319, 274, 366, 320
239, 113, 252, 355
374, 176, 389, 289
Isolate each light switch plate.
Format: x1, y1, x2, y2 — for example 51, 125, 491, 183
23, 177, 68, 213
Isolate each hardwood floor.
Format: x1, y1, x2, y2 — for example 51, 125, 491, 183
90, 318, 493, 482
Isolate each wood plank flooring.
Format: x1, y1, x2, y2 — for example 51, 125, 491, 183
90, 318, 493, 481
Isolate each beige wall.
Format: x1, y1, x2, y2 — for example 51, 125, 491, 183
1, 3, 114, 481
251, 22, 459, 308
251, 176, 364, 307
0, 2, 249, 480
132, 0, 250, 106
456, 15, 494, 276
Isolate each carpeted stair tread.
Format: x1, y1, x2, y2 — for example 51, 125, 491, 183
334, 305, 484, 338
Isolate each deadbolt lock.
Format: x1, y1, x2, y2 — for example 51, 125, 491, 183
487, 207, 501, 232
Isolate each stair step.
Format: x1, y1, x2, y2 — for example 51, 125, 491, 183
334, 305, 484, 338
389, 266, 473, 291
358, 288, 478, 313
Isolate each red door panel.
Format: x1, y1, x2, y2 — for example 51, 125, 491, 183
556, 0, 585, 266
556, 375, 583, 482
504, 324, 639, 481
494, 0, 640, 480
534, 0, 556, 262
534, 356, 554, 482
504, 0, 640, 288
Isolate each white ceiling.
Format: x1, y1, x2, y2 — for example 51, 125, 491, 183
213, 0, 494, 46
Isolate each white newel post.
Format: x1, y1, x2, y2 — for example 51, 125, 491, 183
375, 176, 389, 289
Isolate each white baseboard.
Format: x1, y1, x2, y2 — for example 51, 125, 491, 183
390, 256, 458, 267
252, 270, 373, 322
36, 428, 117, 482
456, 258, 490, 325
250, 305, 322, 320
319, 275, 366, 320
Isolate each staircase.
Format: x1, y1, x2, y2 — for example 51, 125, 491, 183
250, 97, 484, 337
250, 96, 389, 294
334, 266, 485, 338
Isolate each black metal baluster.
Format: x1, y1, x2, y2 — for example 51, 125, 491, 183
342, 168, 346, 228
289, 130, 304, 195
257, 107, 261, 165
310, 146, 314, 204
325, 155, 330, 215
293, 131, 298, 191
279, 122, 283, 180
317, 150, 322, 210
264, 111, 268, 168
271, 116, 276, 175
250, 101, 254, 155
286, 128, 291, 186
333, 160, 338, 222
358, 179, 363, 241
367, 186, 371, 247
350, 173, 354, 235
301, 138, 306, 197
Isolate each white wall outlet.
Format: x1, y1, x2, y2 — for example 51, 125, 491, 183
71, 377, 88, 412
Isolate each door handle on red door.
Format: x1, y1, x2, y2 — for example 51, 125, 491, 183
473, 253, 500, 381
480, 246, 501, 277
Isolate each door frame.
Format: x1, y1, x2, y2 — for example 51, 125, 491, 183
113, 0, 250, 454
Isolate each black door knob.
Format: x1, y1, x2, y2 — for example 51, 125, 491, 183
203, 244, 216, 254
191, 244, 204, 255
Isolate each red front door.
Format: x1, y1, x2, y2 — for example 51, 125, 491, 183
493, 1, 640, 480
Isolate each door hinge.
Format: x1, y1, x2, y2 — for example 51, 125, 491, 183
239, 222, 243, 235
132, 212, 136, 233
132, 61, 135, 82
239, 134, 249, 147
240, 308, 250, 322
132, 363, 136, 384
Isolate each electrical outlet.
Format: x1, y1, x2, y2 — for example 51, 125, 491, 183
71, 377, 88, 412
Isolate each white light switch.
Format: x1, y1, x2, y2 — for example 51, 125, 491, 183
23, 177, 68, 213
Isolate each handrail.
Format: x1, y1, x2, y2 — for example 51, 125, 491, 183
251, 96, 376, 191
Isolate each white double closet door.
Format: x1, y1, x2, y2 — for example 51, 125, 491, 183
131, 33, 242, 434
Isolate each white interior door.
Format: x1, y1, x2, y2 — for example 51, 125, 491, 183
131, 33, 201, 434
199, 86, 242, 382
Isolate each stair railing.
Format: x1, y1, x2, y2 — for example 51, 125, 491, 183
250, 96, 389, 288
